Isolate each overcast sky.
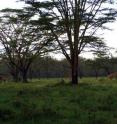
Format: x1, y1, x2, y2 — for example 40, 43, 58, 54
0, 0, 25, 9
0, 0, 117, 59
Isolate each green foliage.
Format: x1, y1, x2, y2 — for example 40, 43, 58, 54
0, 78, 117, 123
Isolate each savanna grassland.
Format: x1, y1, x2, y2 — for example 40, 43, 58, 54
0, 78, 117, 124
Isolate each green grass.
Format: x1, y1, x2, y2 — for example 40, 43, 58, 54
0, 77, 117, 124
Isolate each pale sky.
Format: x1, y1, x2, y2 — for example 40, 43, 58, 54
0, 0, 25, 9
0, 0, 117, 59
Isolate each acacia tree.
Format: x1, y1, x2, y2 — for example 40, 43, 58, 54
0, 8, 53, 82
22, 0, 117, 84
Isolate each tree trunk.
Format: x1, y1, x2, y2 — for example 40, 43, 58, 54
22, 72, 28, 83
71, 55, 79, 85
20, 63, 32, 83
21, 70, 28, 83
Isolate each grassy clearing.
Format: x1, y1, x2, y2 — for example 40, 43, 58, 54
0, 77, 117, 124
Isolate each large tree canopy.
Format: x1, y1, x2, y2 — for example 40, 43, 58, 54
21, 0, 117, 84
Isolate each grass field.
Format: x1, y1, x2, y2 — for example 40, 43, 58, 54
0, 77, 117, 124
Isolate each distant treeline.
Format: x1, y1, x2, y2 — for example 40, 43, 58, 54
0, 56, 117, 79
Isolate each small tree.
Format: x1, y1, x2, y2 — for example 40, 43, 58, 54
0, 8, 52, 82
